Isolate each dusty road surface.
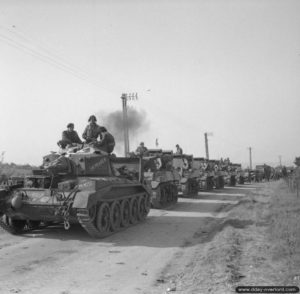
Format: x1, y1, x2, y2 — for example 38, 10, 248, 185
0, 184, 261, 294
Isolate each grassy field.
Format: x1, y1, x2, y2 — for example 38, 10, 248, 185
269, 179, 300, 283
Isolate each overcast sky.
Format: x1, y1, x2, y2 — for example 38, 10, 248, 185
0, 0, 299, 167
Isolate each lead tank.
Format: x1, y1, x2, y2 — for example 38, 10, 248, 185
0, 146, 150, 238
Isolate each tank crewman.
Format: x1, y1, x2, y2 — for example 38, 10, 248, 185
82, 115, 102, 143
135, 142, 148, 156
57, 123, 82, 148
97, 127, 116, 154
175, 144, 183, 155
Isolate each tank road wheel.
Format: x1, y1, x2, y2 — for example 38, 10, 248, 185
95, 202, 111, 237
172, 185, 178, 204
129, 197, 138, 224
27, 220, 41, 230
120, 199, 130, 227
110, 201, 121, 232
166, 185, 172, 203
160, 188, 167, 206
8, 218, 27, 234
88, 204, 97, 222
144, 194, 151, 214
137, 196, 147, 221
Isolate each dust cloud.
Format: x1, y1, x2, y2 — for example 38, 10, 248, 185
97, 107, 150, 154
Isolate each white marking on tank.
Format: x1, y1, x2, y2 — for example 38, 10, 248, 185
198, 192, 245, 197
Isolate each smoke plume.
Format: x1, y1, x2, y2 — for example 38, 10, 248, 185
97, 107, 150, 154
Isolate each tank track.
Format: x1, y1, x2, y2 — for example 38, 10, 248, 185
151, 182, 178, 209
76, 192, 150, 238
179, 178, 199, 197
0, 215, 36, 235
0, 215, 19, 234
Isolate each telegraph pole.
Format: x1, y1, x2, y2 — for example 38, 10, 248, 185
121, 92, 138, 157
279, 155, 282, 167
204, 132, 213, 160
248, 147, 252, 170
121, 94, 129, 157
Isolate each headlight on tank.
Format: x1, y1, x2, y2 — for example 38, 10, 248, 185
11, 191, 23, 209
180, 178, 188, 184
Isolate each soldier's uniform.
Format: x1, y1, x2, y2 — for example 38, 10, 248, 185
175, 144, 183, 155
97, 131, 115, 153
82, 123, 102, 143
136, 145, 148, 156
58, 126, 82, 149
62, 130, 82, 144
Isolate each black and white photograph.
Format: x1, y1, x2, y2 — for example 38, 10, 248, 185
0, 0, 300, 293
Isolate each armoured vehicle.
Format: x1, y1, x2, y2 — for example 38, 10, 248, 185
192, 157, 214, 190
142, 149, 179, 209
208, 160, 225, 189
171, 154, 200, 196
0, 146, 150, 238
221, 160, 237, 186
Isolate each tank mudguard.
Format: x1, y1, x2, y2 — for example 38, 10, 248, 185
0, 189, 8, 212
72, 187, 111, 209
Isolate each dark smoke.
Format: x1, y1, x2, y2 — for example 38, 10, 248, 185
97, 107, 150, 153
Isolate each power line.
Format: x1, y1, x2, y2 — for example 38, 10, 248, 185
0, 26, 117, 93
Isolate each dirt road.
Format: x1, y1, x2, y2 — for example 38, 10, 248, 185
0, 184, 260, 294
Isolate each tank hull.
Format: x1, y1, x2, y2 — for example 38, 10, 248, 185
0, 175, 150, 238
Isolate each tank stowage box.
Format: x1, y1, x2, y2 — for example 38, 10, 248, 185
0, 147, 150, 238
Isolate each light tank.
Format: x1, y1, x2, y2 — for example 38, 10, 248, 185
208, 160, 225, 189
142, 149, 179, 209
192, 157, 214, 190
217, 159, 236, 187
0, 145, 150, 238
171, 154, 200, 196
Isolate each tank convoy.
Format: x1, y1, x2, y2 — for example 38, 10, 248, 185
0, 145, 150, 238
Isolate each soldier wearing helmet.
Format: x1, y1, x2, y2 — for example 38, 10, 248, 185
135, 142, 148, 156
175, 144, 183, 155
96, 127, 116, 154
82, 115, 102, 143
57, 123, 82, 148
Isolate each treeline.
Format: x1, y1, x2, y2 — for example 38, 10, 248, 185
0, 162, 36, 183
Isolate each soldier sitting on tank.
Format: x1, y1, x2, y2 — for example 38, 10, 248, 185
57, 123, 82, 149
82, 115, 102, 144
175, 144, 183, 155
95, 127, 115, 154
135, 142, 148, 156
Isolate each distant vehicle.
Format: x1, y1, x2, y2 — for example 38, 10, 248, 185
192, 157, 214, 190
171, 154, 200, 196
142, 149, 179, 209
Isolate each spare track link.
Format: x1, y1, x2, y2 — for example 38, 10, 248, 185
76, 193, 149, 238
